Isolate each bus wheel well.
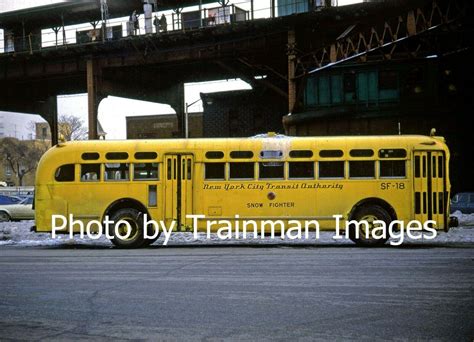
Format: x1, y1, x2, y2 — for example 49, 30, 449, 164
103, 198, 150, 222
349, 198, 397, 221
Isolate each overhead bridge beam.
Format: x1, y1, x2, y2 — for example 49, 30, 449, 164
295, 0, 469, 77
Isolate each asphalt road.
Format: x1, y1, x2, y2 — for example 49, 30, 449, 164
0, 246, 473, 341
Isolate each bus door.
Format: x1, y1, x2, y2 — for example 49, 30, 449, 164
164, 154, 194, 230
413, 151, 447, 229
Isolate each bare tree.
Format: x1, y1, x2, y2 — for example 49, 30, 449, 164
59, 115, 88, 141
27, 115, 88, 141
0, 137, 49, 186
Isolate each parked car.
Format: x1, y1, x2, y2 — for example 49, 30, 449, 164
0, 197, 34, 222
450, 192, 474, 214
0, 194, 22, 205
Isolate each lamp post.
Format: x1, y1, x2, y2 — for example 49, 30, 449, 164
185, 98, 201, 138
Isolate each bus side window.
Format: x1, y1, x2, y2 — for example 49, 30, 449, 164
134, 163, 159, 180
205, 163, 225, 180
349, 161, 375, 178
318, 161, 344, 179
380, 160, 406, 178
259, 162, 284, 179
55, 164, 75, 182
319, 150, 343, 158
104, 163, 129, 181
289, 162, 314, 179
81, 164, 101, 182
289, 150, 313, 158
229, 162, 254, 180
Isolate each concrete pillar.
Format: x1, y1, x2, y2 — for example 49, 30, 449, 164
86, 59, 102, 140
287, 30, 297, 113
169, 83, 185, 138
199, 0, 203, 27
177, 83, 185, 138
39, 96, 58, 146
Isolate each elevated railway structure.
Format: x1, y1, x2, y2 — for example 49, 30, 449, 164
2, 0, 466, 143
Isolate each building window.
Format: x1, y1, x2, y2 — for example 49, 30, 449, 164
357, 71, 378, 102
305, 75, 343, 106
343, 73, 356, 102
379, 70, 399, 101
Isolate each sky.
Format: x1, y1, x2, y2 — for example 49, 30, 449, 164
58, 79, 252, 139
0, 0, 362, 140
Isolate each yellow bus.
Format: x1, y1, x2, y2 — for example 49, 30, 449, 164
34, 133, 452, 247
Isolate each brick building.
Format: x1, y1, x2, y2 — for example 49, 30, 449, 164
200, 88, 286, 137
126, 113, 203, 139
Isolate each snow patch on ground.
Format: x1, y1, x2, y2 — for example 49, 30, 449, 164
451, 211, 474, 226
0, 220, 473, 248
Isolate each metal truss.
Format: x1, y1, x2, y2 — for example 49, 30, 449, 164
295, 0, 470, 77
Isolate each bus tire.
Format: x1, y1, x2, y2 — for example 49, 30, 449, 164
108, 208, 146, 248
143, 232, 162, 247
349, 205, 390, 247
0, 211, 10, 222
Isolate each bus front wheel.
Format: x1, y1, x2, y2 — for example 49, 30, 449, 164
109, 208, 146, 248
349, 205, 391, 247
143, 232, 162, 247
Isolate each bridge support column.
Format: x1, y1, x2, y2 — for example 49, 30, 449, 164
40, 96, 58, 146
87, 59, 103, 140
170, 83, 185, 138
287, 29, 297, 114
178, 83, 185, 138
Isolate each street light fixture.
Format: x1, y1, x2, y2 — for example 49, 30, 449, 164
185, 98, 201, 138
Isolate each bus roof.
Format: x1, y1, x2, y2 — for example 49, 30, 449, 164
49, 134, 446, 149
38, 134, 448, 161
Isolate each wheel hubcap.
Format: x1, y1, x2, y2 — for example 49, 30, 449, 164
359, 214, 380, 239
116, 217, 139, 241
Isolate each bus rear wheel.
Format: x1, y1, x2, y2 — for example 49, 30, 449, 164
349, 205, 391, 247
108, 208, 146, 248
